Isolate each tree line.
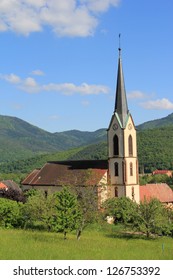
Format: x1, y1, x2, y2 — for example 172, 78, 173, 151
0, 187, 173, 239
0, 187, 98, 240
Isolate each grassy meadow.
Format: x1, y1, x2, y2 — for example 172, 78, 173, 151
0, 225, 173, 260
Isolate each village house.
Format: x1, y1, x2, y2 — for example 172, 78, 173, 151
140, 183, 173, 205
22, 47, 173, 206
0, 180, 23, 201
152, 169, 172, 177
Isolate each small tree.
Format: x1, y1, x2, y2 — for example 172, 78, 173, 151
74, 186, 99, 239
102, 197, 137, 225
23, 190, 56, 230
53, 187, 82, 239
134, 198, 167, 238
0, 198, 23, 228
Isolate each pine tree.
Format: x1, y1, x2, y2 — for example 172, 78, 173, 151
53, 187, 82, 239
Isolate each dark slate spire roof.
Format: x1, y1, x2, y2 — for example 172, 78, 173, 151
114, 49, 129, 127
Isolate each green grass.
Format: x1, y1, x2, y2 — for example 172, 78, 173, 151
0, 226, 173, 260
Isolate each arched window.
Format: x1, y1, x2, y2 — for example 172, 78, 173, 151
113, 134, 119, 156
122, 160, 126, 183
128, 135, 133, 156
131, 187, 135, 200
115, 187, 118, 197
114, 162, 119, 176
130, 162, 133, 176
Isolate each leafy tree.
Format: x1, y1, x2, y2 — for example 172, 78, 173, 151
134, 198, 167, 238
164, 207, 173, 236
0, 185, 24, 202
23, 191, 56, 230
74, 186, 99, 239
0, 198, 23, 228
102, 197, 137, 225
53, 187, 82, 239
24, 188, 41, 199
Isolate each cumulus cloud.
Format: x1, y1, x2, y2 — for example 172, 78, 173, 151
127, 90, 147, 99
81, 0, 120, 12
0, 72, 110, 95
141, 98, 173, 110
42, 82, 109, 95
0, 0, 121, 37
1, 73, 21, 84
20, 77, 40, 93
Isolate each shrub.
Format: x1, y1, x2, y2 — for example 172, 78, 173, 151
0, 198, 23, 228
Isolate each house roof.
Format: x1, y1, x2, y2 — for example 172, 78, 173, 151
0, 182, 8, 190
152, 170, 172, 174
140, 183, 173, 203
22, 160, 108, 187
2, 180, 23, 194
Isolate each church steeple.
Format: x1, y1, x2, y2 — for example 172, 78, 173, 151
107, 39, 140, 203
114, 48, 129, 128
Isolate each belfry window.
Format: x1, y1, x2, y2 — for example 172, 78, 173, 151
130, 162, 133, 176
128, 135, 133, 156
113, 134, 119, 156
114, 162, 119, 176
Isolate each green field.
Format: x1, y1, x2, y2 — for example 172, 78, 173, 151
0, 226, 173, 260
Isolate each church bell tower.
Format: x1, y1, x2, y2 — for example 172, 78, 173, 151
107, 45, 140, 203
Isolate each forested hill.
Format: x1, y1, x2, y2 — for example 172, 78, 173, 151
1, 112, 173, 172
137, 112, 173, 130
2, 125, 173, 174
0, 115, 106, 163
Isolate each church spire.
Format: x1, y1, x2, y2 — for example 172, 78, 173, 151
114, 36, 129, 128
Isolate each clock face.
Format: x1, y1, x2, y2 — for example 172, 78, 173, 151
113, 123, 118, 130
128, 123, 132, 130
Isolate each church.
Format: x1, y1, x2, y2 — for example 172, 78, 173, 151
22, 47, 173, 206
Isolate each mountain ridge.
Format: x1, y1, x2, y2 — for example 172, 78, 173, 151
136, 113, 173, 130
0, 112, 173, 164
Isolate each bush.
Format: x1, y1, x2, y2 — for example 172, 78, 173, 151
0, 198, 23, 228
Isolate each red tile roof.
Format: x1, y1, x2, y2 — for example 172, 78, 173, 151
140, 183, 173, 203
2, 180, 23, 193
0, 182, 8, 190
152, 170, 172, 175
22, 160, 108, 187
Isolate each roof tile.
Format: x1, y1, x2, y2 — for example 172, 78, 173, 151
140, 183, 173, 203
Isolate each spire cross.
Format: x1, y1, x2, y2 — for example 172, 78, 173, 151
118, 33, 121, 57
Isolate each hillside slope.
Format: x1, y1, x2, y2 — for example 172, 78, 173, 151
137, 113, 173, 130
1, 112, 173, 172
0, 115, 106, 162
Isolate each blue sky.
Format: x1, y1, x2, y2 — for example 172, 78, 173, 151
0, 0, 173, 132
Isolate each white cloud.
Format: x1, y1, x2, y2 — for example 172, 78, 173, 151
1, 73, 21, 84
141, 98, 173, 110
0, 0, 121, 37
31, 70, 45, 76
81, 0, 120, 12
0, 72, 110, 95
127, 90, 147, 99
20, 77, 40, 93
42, 82, 109, 95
